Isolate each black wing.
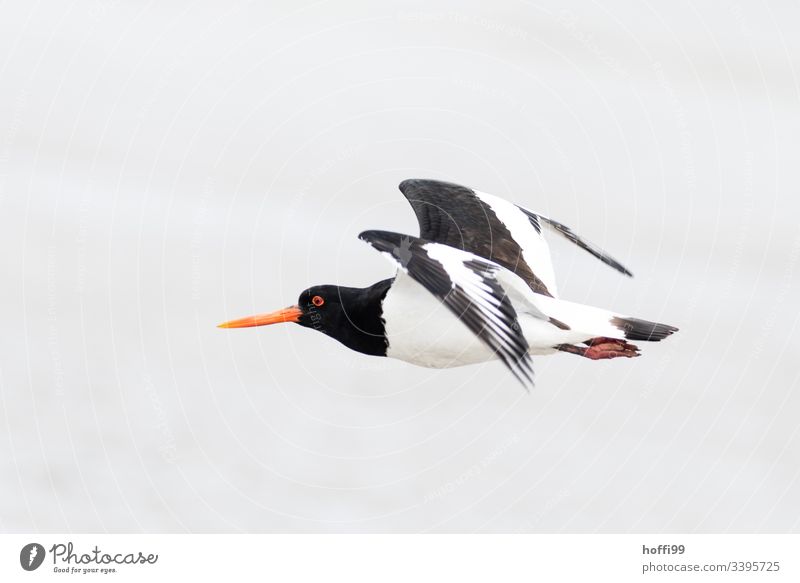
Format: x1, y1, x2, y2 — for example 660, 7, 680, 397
359, 229, 535, 389
398, 179, 632, 297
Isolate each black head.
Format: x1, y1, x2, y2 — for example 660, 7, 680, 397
218, 279, 392, 357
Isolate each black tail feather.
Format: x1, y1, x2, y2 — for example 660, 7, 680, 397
611, 316, 678, 342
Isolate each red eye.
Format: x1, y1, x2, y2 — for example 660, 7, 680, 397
311, 295, 324, 307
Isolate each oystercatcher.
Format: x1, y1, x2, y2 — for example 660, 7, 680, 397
219, 179, 677, 388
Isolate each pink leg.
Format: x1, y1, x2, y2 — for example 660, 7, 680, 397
556, 338, 640, 360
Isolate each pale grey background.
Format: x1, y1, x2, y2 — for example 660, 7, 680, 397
1, 0, 798, 532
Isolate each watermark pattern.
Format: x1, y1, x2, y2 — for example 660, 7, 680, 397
424, 432, 521, 503
74, 181, 93, 296
557, 11, 629, 77
514, 489, 572, 531
653, 61, 696, 196
294, 144, 366, 203
143, 375, 177, 464
0, 89, 27, 205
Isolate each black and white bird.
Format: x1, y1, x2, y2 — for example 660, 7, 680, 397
219, 179, 677, 388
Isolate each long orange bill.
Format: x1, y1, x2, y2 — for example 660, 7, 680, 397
217, 305, 302, 329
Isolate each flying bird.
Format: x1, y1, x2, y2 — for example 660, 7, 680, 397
219, 179, 677, 388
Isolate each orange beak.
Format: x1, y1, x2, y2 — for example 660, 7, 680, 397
217, 305, 302, 329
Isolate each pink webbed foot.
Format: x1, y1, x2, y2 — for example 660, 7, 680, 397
556, 338, 641, 360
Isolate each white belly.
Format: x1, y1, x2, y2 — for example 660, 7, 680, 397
381, 274, 572, 369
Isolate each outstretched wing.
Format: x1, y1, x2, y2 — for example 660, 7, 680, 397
359, 229, 535, 389
398, 179, 632, 298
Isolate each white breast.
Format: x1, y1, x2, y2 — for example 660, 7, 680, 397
381, 272, 496, 368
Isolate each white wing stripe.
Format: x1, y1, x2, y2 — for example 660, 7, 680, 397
473, 190, 559, 298
422, 243, 533, 382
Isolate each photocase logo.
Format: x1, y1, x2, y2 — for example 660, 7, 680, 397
16, 541, 158, 575
20, 543, 46, 571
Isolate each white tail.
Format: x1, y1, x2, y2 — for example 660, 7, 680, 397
522, 293, 678, 342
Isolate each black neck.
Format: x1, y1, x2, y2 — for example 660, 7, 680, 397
341, 278, 392, 356
306, 278, 393, 357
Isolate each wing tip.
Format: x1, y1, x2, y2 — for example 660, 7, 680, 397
398, 178, 419, 193
619, 265, 634, 277
511, 356, 536, 392
538, 215, 635, 278
358, 228, 395, 243
398, 178, 434, 195
597, 258, 634, 277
